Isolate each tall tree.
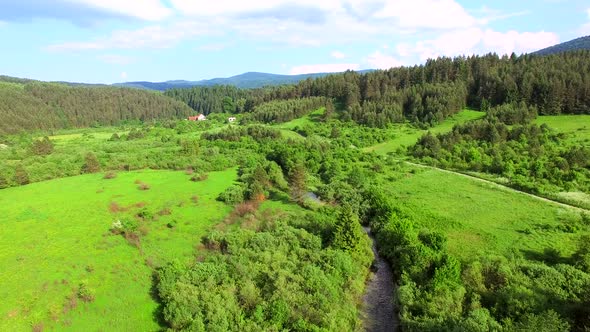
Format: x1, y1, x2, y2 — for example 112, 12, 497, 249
332, 204, 364, 253
289, 162, 307, 204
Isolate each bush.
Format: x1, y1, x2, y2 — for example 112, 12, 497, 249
218, 185, 246, 205
103, 171, 117, 179
77, 282, 95, 302
138, 182, 151, 191
190, 173, 209, 182
82, 152, 100, 173
234, 201, 259, 217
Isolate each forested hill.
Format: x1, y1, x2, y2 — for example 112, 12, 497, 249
534, 35, 590, 56
114, 71, 373, 90
167, 51, 590, 128
0, 81, 193, 134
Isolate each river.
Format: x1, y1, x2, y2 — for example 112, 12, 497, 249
362, 226, 399, 332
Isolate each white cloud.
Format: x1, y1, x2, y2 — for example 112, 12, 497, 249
170, 0, 343, 17
65, 0, 172, 21
47, 21, 211, 51
331, 51, 346, 59
289, 63, 360, 75
366, 51, 403, 69
396, 28, 559, 61
375, 0, 477, 29
120, 71, 128, 79
481, 30, 559, 55
45, 0, 560, 66
98, 54, 135, 65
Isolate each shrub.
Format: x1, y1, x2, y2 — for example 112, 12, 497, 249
103, 171, 117, 179
234, 201, 259, 217
14, 164, 29, 185
190, 173, 209, 182
138, 182, 151, 191
81, 152, 100, 173
218, 185, 246, 205
158, 208, 172, 216
77, 282, 95, 302
136, 208, 154, 221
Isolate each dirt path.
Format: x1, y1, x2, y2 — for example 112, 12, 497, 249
404, 161, 590, 213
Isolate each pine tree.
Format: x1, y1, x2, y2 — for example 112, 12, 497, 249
289, 162, 307, 204
332, 205, 364, 253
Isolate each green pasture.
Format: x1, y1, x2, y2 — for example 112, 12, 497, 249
365, 109, 485, 154
0, 169, 236, 331
383, 166, 586, 261
535, 114, 590, 145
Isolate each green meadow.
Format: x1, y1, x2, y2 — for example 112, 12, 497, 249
365, 109, 485, 154
382, 165, 585, 262
275, 107, 326, 130
535, 114, 590, 145
0, 169, 236, 331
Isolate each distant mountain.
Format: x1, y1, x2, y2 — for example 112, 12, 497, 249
114, 70, 373, 91
533, 35, 590, 56
0, 75, 108, 88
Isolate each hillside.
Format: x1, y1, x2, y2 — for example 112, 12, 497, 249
114, 71, 372, 90
0, 81, 193, 134
534, 35, 590, 56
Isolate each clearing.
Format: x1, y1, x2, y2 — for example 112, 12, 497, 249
381, 165, 587, 262
365, 109, 485, 155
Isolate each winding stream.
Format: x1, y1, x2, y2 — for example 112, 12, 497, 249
362, 226, 399, 332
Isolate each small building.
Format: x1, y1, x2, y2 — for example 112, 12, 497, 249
188, 114, 206, 121
228, 117, 237, 123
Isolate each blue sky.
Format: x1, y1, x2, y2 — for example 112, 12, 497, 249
0, 0, 588, 83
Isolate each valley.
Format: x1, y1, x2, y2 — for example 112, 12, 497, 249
0, 50, 590, 331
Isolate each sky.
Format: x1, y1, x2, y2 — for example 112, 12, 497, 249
0, 0, 588, 84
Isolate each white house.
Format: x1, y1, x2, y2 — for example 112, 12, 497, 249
228, 117, 237, 123
188, 114, 207, 121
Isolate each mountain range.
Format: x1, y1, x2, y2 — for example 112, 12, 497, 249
2, 36, 589, 91
112, 71, 373, 91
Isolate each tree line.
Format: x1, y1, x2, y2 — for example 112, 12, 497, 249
166, 51, 590, 129
0, 81, 193, 134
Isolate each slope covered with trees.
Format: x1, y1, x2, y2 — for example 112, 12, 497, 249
0, 81, 194, 134
167, 52, 590, 129
534, 36, 590, 56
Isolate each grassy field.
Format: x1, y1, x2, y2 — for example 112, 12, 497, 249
275, 107, 326, 130
365, 109, 485, 155
382, 165, 586, 261
0, 169, 236, 331
535, 114, 590, 146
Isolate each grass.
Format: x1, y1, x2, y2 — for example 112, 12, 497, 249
365, 109, 485, 155
275, 107, 326, 130
381, 165, 586, 262
0, 169, 236, 331
535, 114, 590, 146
